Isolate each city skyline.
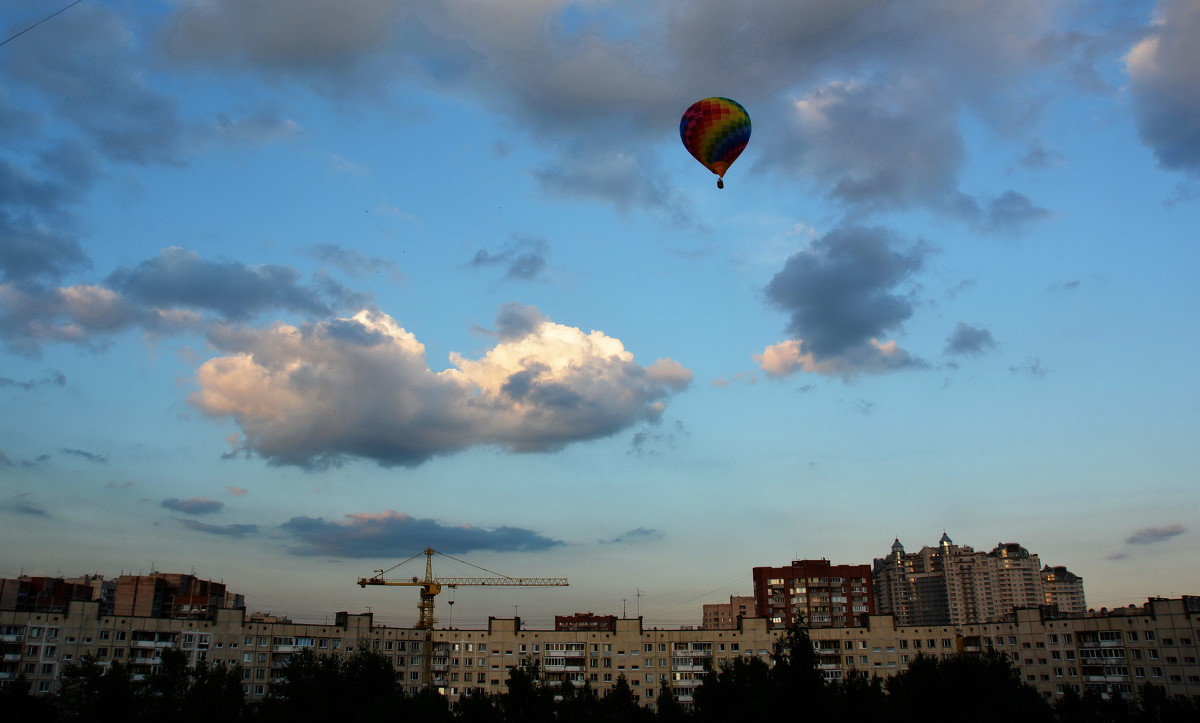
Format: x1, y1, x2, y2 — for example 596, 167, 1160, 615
1, 1, 1197, 629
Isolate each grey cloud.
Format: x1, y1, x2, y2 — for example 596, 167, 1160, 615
279, 510, 563, 557
151, 0, 1075, 223
773, 78, 967, 214
1127, 0, 1200, 175
0, 142, 95, 283
1018, 143, 1064, 170
970, 191, 1052, 235
59, 448, 107, 464
1047, 280, 1081, 292
1009, 358, 1049, 377
108, 247, 338, 321
176, 518, 259, 538
0, 451, 49, 468
764, 226, 927, 360
468, 237, 549, 281
2, 245, 363, 356
192, 306, 691, 469
203, 109, 301, 147
628, 420, 689, 456
162, 0, 401, 74
1126, 525, 1186, 546
493, 303, 547, 340
944, 323, 997, 357
5, 3, 189, 166
161, 497, 225, 515
0, 493, 49, 517
0, 371, 65, 390
534, 148, 697, 227
303, 244, 403, 281
601, 527, 665, 545
946, 280, 977, 299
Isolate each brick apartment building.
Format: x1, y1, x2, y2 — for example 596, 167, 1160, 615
752, 558, 875, 628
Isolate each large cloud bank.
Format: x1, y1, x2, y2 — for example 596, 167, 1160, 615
191, 305, 691, 468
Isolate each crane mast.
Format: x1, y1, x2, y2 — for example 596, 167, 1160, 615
357, 547, 568, 689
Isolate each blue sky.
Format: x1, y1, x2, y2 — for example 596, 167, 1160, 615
1, 0, 1197, 627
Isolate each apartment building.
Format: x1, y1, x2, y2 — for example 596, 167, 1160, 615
874, 534, 1086, 625
1042, 565, 1087, 613
0, 599, 780, 707
701, 596, 755, 629
752, 559, 875, 629
1, 571, 1195, 707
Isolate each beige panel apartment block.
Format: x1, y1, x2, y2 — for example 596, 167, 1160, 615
2, 596, 1197, 706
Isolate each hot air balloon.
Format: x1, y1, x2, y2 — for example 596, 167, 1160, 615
679, 97, 751, 189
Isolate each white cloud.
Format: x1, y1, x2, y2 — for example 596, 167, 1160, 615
191, 306, 691, 468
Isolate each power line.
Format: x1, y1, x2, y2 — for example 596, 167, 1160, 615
0, 0, 87, 49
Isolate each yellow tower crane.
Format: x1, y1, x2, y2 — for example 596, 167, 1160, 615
357, 547, 568, 689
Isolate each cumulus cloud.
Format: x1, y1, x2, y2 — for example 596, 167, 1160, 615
758, 226, 927, 379
468, 236, 550, 281
176, 518, 259, 538
778, 77, 968, 213
279, 510, 563, 557
0, 247, 362, 355
944, 323, 997, 356
107, 247, 349, 321
190, 305, 691, 468
601, 527, 665, 545
161, 497, 225, 515
1125, 524, 1186, 545
1127, 0, 1200, 175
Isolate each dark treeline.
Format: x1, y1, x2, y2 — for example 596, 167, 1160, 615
2, 624, 1197, 722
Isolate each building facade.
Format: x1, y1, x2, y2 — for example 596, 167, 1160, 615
752, 559, 875, 629
2, 572, 1194, 709
2, 594, 1197, 706
701, 596, 755, 630
874, 534, 1086, 625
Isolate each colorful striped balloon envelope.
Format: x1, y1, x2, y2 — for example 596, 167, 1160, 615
679, 97, 751, 189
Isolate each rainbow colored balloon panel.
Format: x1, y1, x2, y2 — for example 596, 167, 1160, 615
679, 97, 751, 186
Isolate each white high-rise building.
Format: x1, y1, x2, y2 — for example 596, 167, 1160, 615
873, 534, 1085, 625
